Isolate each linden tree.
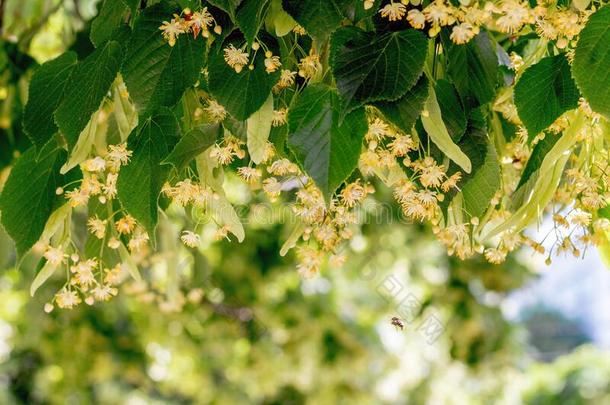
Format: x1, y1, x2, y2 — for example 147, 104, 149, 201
1, 0, 610, 311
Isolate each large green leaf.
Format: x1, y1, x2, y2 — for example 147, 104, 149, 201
208, 41, 280, 120
421, 85, 471, 173
435, 79, 467, 142
117, 109, 181, 236
514, 54, 579, 139
23, 52, 77, 151
0, 141, 71, 257
121, 3, 206, 116
444, 31, 499, 108
455, 111, 500, 219
208, 0, 243, 17
265, 0, 297, 36
511, 132, 559, 209
163, 124, 221, 170
90, 0, 129, 47
287, 84, 367, 200
246, 93, 274, 164
517, 133, 560, 190
573, 5, 610, 120
236, 0, 271, 45
121, 0, 139, 13
485, 111, 586, 238
282, 0, 350, 42
374, 76, 429, 135
330, 27, 428, 115
55, 41, 123, 151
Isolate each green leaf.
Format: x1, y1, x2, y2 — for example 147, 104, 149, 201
511, 132, 559, 210
454, 111, 500, 219
265, 0, 297, 36
282, 0, 350, 42
435, 79, 466, 142
0, 142, 70, 257
269, 125, 289, 157
55, 41, 123, 151
163, 124, 220, 170
112, 77, 139, 141
121, 3, 206, 116
573, 5, 610, 120
223, 114, 248, 139
421, 85, 471, 173
60, 107, 109, 174
280, 220, 305, 256
485, 111, 586, 238
208, 0, 243, 17
118, 244, 142, 281
30, 261, 59, 296
196, 147, 225, 194
90, 0, 129, 47
117, 109, 180, 237
287, 84, 367, 200
330, 27, 428, 115
22, 52, 77, 150
246, 93, 274, 164
39, 204, 72, 246
517, 133, 560, 190
374, 76, 429, 135
208, 193, 246, 242
208, 41, 280, 120
444, 30, 499, 108
514, 54, 579, 139
236, 0, 271, 46
121, 0, 140, 13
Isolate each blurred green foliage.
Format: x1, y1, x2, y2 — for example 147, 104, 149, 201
0, 189, 609, 404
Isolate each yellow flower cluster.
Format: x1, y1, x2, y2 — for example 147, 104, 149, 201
47, 255, 121, 310
274, 179, 371, 278
232, 146, 374, 277
223, 43, 282, 74
377, 0, 590, 46
41, 144, 154, 311
358, 116, 477, 258
62, 143, 131, 208
159, 7, 221, 46
210, 136, 247, 165
161, 179, 234, 244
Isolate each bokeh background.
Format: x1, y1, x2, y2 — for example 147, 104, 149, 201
2, 0, 610, 404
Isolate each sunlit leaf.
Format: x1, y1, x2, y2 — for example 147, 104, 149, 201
421, 85, 471, 173
573, 5, 610, 120
246, 93, 274, 164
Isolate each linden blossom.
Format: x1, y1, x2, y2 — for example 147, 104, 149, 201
376, 0, 586, 46
159, 6, 220, 46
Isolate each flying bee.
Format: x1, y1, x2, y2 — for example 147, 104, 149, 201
390, 316, 404, 331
